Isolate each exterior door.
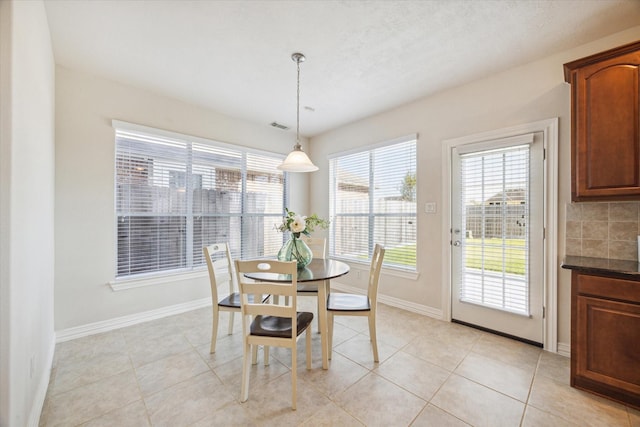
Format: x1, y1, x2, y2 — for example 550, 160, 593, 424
451, 132, 544, 344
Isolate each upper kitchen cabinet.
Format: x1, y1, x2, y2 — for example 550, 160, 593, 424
564, 41, 640, 201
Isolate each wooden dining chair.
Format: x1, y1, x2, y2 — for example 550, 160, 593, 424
327, 243, 385, 362
203, 243, 268, 354
235, 259, 313, 410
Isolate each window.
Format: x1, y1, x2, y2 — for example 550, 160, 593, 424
114, 121, 287, 279
329, 134, 417, 270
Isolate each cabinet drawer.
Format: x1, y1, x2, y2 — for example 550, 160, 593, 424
576, 273, 640, 303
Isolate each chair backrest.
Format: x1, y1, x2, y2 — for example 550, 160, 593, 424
367, 244, 386, 306
234, 259, 298, 333
301, 236, 326, 259
203, 243, 236, 302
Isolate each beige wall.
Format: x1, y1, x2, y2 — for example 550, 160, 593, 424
54, 67, 308, 331
0, 0, 56, 424
309, 26, 640, 350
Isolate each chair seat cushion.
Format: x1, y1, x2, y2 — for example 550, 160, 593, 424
327, 293, 371, 311
219, 293, 267, 308
250, 312, 314, 338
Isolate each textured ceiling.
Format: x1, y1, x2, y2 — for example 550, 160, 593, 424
44, 0, 640, 137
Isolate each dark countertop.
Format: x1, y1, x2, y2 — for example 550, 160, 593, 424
562, 255, 640, 278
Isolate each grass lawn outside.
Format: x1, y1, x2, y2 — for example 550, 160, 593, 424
464, 237, 526, 275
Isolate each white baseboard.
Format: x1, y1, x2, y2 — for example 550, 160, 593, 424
557, 342, 570, 358
55, 298, 212, 343
28, 334, 56, 427
330, 281, 443, 320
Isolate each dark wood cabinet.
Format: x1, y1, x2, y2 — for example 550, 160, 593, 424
571, 271, 640, 409
564, 41, 640, 201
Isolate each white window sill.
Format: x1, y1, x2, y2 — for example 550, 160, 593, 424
108, 268, 208, 291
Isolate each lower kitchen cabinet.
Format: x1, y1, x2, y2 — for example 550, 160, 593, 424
571, 270, 640, 409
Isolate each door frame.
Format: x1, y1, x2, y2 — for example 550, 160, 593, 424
441, 118, 558, 352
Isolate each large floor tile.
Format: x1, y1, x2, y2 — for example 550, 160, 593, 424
333, 332, 398, 368
212, 350, 290, 390
144, 371, 235, 426
240, 374, 332, 426
521, 405, 580, 427
536, 350, 570, 385
410, 404, 471, 427
81, 400, 150, 427
334, 372, 426, 426
127, 332, 192, 368
135, 349, 210, 396
299, 401, 365, 426
376, 350, 450, 401
454, 351, 533, 402
54, 331, 128, 366
430, 374, 525, 427
528, 375, 631, 427
190, 400, 258, 427
402, 334, 470, 371
196, 332, 245, 368
52, 351, 132, 395
424, 321, 483, 350
471, 333, 541, 372
121, 316, 184, 345
297, 352, 369, 398
43, 370, 140, 426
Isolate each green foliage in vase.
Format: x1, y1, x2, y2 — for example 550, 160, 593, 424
276, 208, 329, 238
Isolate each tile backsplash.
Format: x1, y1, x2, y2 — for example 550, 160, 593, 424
566, 202, 640, 261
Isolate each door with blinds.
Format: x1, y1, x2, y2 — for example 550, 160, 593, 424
451, 132, 544, 344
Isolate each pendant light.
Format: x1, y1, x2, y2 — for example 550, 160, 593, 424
277, 52, 319, 172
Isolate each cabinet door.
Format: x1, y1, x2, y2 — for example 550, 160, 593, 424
574, 294, 640, 403
572, 50, 640, 200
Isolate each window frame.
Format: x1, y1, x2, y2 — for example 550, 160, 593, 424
112, 120, 289, 283
328, 134, 417, 272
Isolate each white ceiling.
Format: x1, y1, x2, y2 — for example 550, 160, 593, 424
44, 0, 640, 137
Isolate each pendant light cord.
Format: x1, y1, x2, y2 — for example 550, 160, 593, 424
296, 57, 301, 147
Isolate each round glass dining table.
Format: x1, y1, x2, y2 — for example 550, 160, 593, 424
244, 258, 350, 369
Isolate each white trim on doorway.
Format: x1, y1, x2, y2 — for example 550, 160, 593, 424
441, 118, 559, 352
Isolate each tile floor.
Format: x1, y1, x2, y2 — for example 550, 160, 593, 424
40, 300, 640, 426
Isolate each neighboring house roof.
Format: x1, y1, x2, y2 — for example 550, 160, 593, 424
485, 188, 526, 205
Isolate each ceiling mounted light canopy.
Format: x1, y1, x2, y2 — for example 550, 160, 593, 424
277, 52, 318, 173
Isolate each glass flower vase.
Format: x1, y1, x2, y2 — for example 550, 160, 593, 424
277, 235, 312, 269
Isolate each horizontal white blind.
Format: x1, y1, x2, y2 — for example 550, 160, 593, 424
458, 143, 530, 315
329, 136, 416, 270
115, 126, 286, 279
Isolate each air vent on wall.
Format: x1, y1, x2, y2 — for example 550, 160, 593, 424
270, 122, 289, 130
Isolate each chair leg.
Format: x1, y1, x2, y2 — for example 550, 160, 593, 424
210, 305, 220, 354
264, 345, 270, 366
240, 342, 252, 403
368, 313, 379, 363
291, 343, 297, 410
251, 344, 258, 365
227, 311, 234, 335
306, 328, 312, 369
316, 296, 321, 333
328, 312, 334, 360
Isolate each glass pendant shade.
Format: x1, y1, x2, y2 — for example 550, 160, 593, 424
277, 146, 318, 172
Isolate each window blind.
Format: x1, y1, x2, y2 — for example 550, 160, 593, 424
329, 135, 417, 270
114, 123, 287, 279
458, 143, 530, 315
